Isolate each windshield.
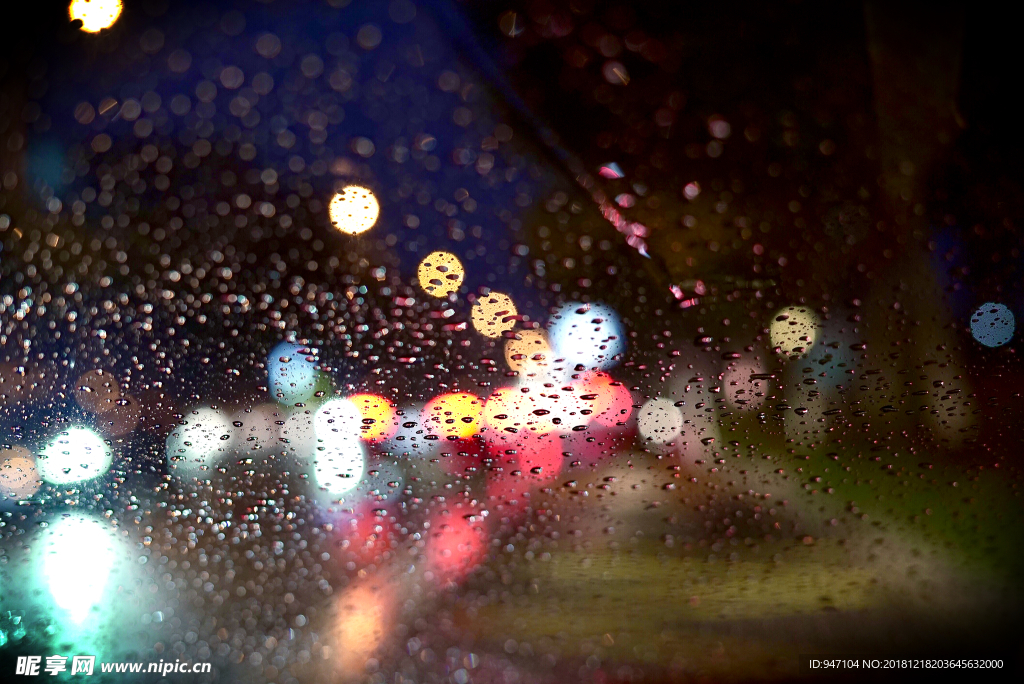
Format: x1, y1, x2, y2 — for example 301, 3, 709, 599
1, 1, 1021, 682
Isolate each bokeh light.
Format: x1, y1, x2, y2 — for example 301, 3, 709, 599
769, 305, 820, 355
268, 341, 318, 405
314, 437, 366, 497
69, 0, 122, 33
471, 291, 517, 338
576, 372, 634, 427
39, 514, 122, 623
347, 393, 398, 441
165, 407, 233, 480
486, 433, 563, 509
722, 357, 769, 410
0, 446, 40, 500
970, 302, 1015, 347
328, 185, 380, 235
483, 386, 541, 435
416, 251, 465, 298
314, 398, 362, 445
548, 301, 626, 370
329, 581, 393, 675
425, 511, 488, 582
504, 329, 552, 378
72, 369, 119, 414
636, 397, 683, 445
422, 392, 483, 439
37, 426, 112, 485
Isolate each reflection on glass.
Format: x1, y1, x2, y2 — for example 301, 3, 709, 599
0, 446, 40, 500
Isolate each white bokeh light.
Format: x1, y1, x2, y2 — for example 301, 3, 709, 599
637, 397, 684, 444
39, 514, 123, 623
314, 437, 366, 497
268, 341, 318, 405
315, 398, 362, 445
548, 301, 626, 370
37, 426, 112, 485
165, 407, 233, 480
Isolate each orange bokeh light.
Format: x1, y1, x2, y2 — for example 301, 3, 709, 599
348, 393, 397, 441
422, 392, 483, 439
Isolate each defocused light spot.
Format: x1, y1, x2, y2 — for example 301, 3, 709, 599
577, 372, 633, 427
0, 447, 40, 500
598, 162, 624, 179
723, 358, 769, 410
770, 305, 819, 355
637, 397, 683, 444
315, 398, 363, 446
69, 0, 122, 33
504, 329, 552, 378
486, 433, 562, 509
471, 291, 517, 338
314, 437, 366, 497
73, 369, 120, 414
330, 581, 393, 675
416, 251, 464, 298
39, 514, 122, 623
549, 301, 625, 370
422, 392, 483, 439
165, 407, 233, 480
37, 426, 111, 485
482, 386, 557, 436
970, 302, 1015, 347
347, 393, 397, 441
328, 185, 379, 235
425, 511, 487, 582
602, 60, 629, 85
268, 341, 318, 405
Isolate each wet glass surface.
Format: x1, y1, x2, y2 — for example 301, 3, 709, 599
1, 1, 1022, 682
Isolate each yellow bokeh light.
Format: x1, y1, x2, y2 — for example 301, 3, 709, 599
504, 329, 551, 377
69, 0, 123, 33
348, 393, 397, 441
328, 185, 380, 235
769, 305, 820, 355
471, 291, 517, 338
422, 392, 483, 439
416, 251, 464, 298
